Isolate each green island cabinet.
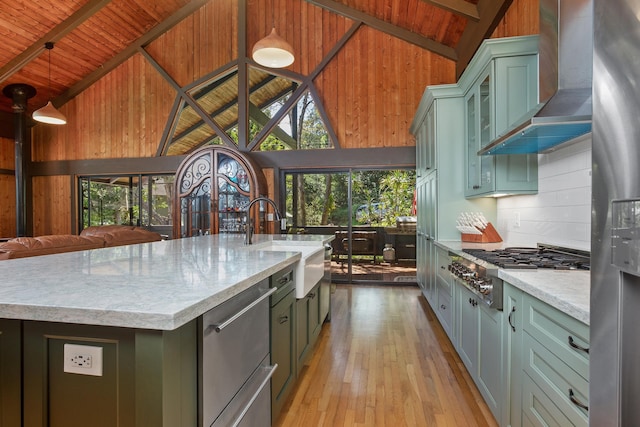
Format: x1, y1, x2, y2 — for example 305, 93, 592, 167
460, 36, 539, 198
503, 282, 589, 427
269, 266, 296, 423
21, 319, 199, 427
0, 320, 21, 427
411, 83, 496, 305
295, 281, 322, 374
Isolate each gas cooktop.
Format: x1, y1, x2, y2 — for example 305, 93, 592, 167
462, 245, 591, 270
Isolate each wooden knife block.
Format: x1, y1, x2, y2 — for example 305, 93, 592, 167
461, 222, 502, 243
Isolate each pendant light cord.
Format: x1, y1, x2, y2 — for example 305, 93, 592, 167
44, 42, 54, 101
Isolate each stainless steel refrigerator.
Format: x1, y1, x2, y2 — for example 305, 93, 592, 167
592, 1, 640, 425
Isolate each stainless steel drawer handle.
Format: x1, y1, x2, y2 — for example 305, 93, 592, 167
230, 364, 278, 427
212, 287, 278, 333
568, 336, 589, 354
569, 388, 589, 411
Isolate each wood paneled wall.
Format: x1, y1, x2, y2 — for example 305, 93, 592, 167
315, 25, 455, 148
23, 0, 539, 236
31, 176, 71, 236
1, 136, 15, 237
31, 53, 176, 162
491, 0, 539, 38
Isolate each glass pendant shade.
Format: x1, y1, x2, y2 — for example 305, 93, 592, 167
252, 27, 295, 68
33, 100, 66, 125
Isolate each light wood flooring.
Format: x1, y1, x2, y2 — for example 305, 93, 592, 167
275, 284, 500, 427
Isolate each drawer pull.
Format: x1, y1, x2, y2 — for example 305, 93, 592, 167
569, 388, 589, 411
277, 275, 291, 285
568, 336, 589, 354
440, 304, 446, 310
229, 364, 278, 427
508, 306, 516, 332
308, 292, 316, 299
212, 287, 278, 332
279, 315, 289, 324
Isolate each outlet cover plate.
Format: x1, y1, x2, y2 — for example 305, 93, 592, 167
63, 343, 103, 376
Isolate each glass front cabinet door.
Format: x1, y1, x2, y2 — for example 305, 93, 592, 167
173, 146, 267, 238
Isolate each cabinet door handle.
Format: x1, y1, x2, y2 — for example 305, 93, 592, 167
279, 315, 289, 324
440, 304, 446, 310
568, 336, 589, 354
211, 287, 278, 333
473, 185, 480, 189
308, 292, 316, 299
569, 388, 589, 411
508, 306, 516, 332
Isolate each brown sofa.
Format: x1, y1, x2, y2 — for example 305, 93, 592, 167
0, 225, 162, 260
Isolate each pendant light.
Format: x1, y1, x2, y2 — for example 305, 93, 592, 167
252, 1, 294, 68
32, 42, 66, 125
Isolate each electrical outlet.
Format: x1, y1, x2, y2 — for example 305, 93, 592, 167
64, 344, 103, 376
267, 213, 274, 221
514, 212, 521, 228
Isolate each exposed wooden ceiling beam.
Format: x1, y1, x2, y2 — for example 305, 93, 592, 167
0, 0, 112, 85
454, 0, 514, 78
56, 0, 211, 105
304, 0, 457, 61
421, 0, 479, 21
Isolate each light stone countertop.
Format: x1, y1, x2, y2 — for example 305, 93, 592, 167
0, 234, 333, 330
436, 240, 590, 325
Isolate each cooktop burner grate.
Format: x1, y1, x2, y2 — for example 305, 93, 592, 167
462, 245, 590, 270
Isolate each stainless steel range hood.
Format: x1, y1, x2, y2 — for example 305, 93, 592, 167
480, 0, 593, 155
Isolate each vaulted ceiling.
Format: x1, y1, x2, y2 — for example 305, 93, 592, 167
0, 0, 512, 118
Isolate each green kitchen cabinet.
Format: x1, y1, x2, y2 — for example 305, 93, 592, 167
434, 246, 454, 342
520, 293, 589, 427
503, 282, 524, 427
461, 37, 539, 198
411, 84, 496, 306
455, 283, 504, 422
0, 319, 21, 427
503, 281, 590, 427
457, 285, 479, 374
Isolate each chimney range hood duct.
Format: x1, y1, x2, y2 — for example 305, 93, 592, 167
480, 0, 593, 155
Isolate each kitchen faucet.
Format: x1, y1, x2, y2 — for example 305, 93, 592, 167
244, 196, 284, 244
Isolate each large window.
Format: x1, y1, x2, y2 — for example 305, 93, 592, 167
79, 175, 174, 235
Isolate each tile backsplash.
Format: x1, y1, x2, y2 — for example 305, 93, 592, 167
496, 134, 592, 251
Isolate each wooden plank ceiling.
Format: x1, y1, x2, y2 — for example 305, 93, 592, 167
0, 0, 511, 119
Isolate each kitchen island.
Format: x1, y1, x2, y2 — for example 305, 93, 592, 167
0, 234, 332, 427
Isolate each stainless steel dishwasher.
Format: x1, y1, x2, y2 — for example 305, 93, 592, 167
200, 278, 277, 427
